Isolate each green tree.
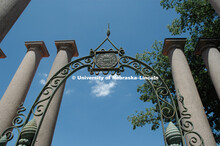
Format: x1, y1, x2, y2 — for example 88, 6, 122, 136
128, 0, 220, 143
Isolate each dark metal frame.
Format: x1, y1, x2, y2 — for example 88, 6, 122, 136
0, 31, 190, 146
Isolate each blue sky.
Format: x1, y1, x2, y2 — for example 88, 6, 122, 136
0, 0, 185, 145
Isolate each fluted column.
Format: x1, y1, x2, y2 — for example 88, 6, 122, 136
0, 41, 49, 133
209, 0, 220, 17
0, 48, 6, 58
162, 38, 216, 145
0, 0, 31, 43
35, 40, 78, 146
195, 38, 220, 100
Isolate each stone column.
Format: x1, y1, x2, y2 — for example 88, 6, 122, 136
209, 0, 220, 17
0, 41, 49, 134
0, 0, 31, 43
195, 38, 220, 100
35, 40, 78, 146
0, 48, 6, 58
162, 38, 216, 146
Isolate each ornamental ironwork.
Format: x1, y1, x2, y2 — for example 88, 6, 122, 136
177, 90, 204, 146
0, 26, 200, 146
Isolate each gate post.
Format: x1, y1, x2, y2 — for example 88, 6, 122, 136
34, 40, 78, 146
209, 0, 220, 17
0, 0, 31, 42
195, 38, 220, 100
162, 38, 216, 145
0, 41, 49, 134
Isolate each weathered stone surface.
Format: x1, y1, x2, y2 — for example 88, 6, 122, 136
35, 40, 78, 146
195, 38, 220, 100
209, 0, 220, 17
0, 0, 31, 42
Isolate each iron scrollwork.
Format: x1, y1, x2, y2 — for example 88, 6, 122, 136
0, 55, 95, 145
24, 56, 94, 145
0, 103, 26, 144
1, 27, 184, 146
119, 56, 185, 146
177, 90, 204, 146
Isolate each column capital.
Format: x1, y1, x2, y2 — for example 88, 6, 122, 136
162, 38, 187, 56
25, 41, 50, 57
195, 38, 220, 55
0, 48, 6, 58
55, 40, 79, 57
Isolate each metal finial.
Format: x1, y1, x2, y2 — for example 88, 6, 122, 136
107, 24, 110, 37
165, 122, 182, 146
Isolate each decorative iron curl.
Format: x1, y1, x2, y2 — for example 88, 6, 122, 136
50, 77, 62, 88
118, 47, 125, 56
154, 86, 175, 119
131, 61, 142, 70
33, 103, 47, 117
95, 71, 100, 75
142, 66, 153, 74
187, 132, 204, 146
84, 57, 92, 63
71, 61, 84, 69
151, 79, 163, 87
156, 86, 169, 96
110, 71, 116, 75
118, 65, 125, 73
177, 90, 204, 146
102, 71, 109, 75
42, 87, 53, 95
0, 103, 27, 143
120, 56, 130, 64
60, 66, 70, 76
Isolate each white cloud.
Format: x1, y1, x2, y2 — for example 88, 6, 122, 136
39, 79, 46, 85
65, 89, 74, 95
91, 80, 117, 97
42, 73, 48, 78
39, 73, 48, 85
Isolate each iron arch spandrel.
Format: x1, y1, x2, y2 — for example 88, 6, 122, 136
0, 33, 186, 146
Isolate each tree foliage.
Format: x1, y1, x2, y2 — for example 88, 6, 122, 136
128, 0, 220, 143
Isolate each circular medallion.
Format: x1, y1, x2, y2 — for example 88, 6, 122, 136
96, 53, 118, 68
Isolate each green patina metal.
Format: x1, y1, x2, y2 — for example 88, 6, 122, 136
0, 103, 26, 145
0, 27, 191, 146
0, 135, 7, 146
165, 122, 182, 146
177, 90, 205, 146
17, 119, 37, 146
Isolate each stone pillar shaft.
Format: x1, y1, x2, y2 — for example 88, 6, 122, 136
34, 40, 78, 146
0, 41, 49, 134
195, 38, 220, 100
0, 0, 31, 42
163, 38, 216, 146
209, 0, 220, 17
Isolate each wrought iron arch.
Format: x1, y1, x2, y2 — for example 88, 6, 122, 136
0, 28, 187, 146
